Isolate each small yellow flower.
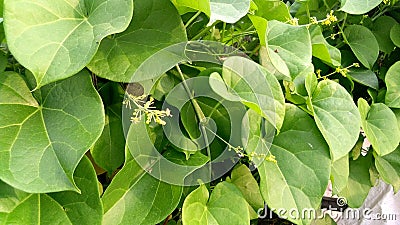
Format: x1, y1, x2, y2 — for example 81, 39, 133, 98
288, 17, 299, 26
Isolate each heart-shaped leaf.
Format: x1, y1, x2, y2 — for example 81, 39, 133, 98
261, 20, 312, 84
0, 71, 104, 193
210, 56, 285, 132
358, 98, 400, 156
0, 156, 103, 225
101, 156, 182, 225
258, 104, 331, 225
340, 0, 382, 15
371, 16, 398, 54
182, 182, 249, 225
344, 25, 379, 69
87, 0, 187, 82
390, 24, 400, 47
4, 0, 133, 88
307, 80, 361, 161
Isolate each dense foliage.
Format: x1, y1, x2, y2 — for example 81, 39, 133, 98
1, 0, 400, 225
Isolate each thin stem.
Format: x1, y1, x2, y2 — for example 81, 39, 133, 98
175, 64, 212, 163
221, 22, 226, 42
338, 13, 349, 44
184, 11, 202, 29
191, 20, 220, 40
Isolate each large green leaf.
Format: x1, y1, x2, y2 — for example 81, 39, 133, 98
176, 0, 250, 24
0, 157, 103, 225
344, 25, 379, 69
307, 79, 361, 161
182, 182, 250, 225
4, 0, 133, 88
339, 153, 373, 208
210, 56, 285, 132
0, 71, 104, 193
87, 0, 187, 82
101, 157, 182, 225
375, 147, 400, 193
309, 25, 341, 67
260, 20, 313, 84
385, 61, 400, 108
371, 16, 398, 54
358, 98, 400, 156
340, 0, 382, 14
258, 104, 331, 225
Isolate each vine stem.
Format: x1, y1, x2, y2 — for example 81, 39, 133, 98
184, 11, 201, 29
175, 65, 212, 164
191, 20, 220, 40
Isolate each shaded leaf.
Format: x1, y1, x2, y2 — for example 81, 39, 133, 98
347, 68, 378, 90
390, 24, 400, 47
371, 16, 398, 54
375, 147, 400, 193
339, 153, 373, 208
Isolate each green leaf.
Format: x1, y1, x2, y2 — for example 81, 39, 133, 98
347, 68, 379, 90
358, 98, 400, 156
101, 157, 182, 225
385, 61, 400, 108
182, 182, 250, 225
261, 20, 313, 83
90, 80, 126, 175
4, 0, 133, 88
176, 0, 250, 24
339, 153, 373, 208
309, 25, 341, 67
228, 164, 264, 211
87, 0, 187, 82
0, 156, 103, 225
375, 147, 400, 193
308, 80, 361, 161
344, 25, 379, 69
210, 56, 285, 132
331, 155, 349, 194
0, 71, 104, 193
91, 99, 125, 174
371, 16, 398, 54
252, 0, 290, 22
340, 0, 382, 15
258, 104, 331, 225
390, 24, 400, 47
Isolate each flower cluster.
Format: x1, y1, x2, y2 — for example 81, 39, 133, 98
123, 94, 172, 125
